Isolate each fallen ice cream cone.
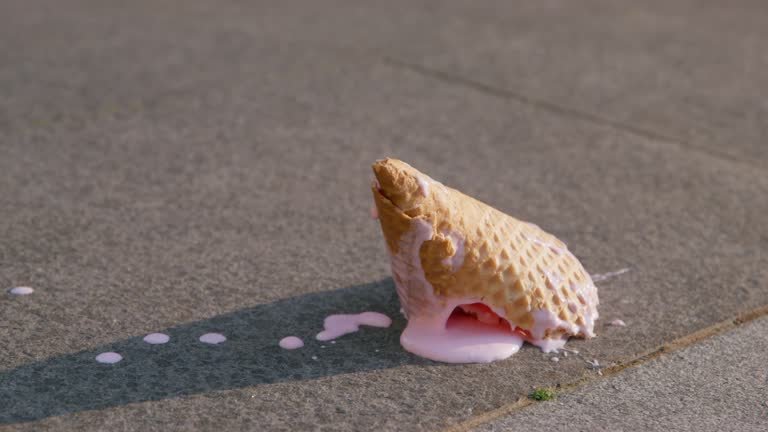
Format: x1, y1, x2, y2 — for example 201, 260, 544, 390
371, 158, 599, 363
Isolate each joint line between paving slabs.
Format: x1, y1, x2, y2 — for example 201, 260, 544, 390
442, 303, 768, 432
382, 57, 759, 171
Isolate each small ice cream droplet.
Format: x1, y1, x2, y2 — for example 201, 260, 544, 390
609, 319, 627, 327
8, 286, 34, 296
96, 352, 123, 364
316, 312, 392, 341
551, 357, 560, 362
370, 204, 379, 219
199, 333, 227, 344
143, 333, 170, 344
311, 355, 318, 360
279, 336, 304, 350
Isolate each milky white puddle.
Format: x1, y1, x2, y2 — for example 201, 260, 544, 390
199, 333, 226, 344
8, 286, 34, 296
279, 336, 304, 350
316, 312, 391, 341
95, 352, 123, 364
143, 333, 170, 344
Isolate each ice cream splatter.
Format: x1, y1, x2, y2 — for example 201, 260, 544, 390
551, 357, 560, 362
591, 268, 630, 283
609, 319, 627, 327
8, 286, 34, 296
199, 333, 227, 344
143, 333, 170, 344
311, 355, 318, 360
279, 336, 304, 350
95, 352, 123, 364
316, 312, 391, 341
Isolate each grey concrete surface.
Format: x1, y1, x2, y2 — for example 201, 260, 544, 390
1, 1, 767, 431
475, 317, 768, 432
219, 0, 768, 166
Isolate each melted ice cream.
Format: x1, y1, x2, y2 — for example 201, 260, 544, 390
95, 352, 123, 364
401, 313, 522, 363
441, 230, 465, 271
143, 333, 170, 344
316, 312, 392, 341
390, 218, 595, 363
8, 286, 34, 295
279, 336, 304, 350
592, 268, 630, 282
416, 176, 430, 197
199, 333, 227, 344
373, 160, 599, 363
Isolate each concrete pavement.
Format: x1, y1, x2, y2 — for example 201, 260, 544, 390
1, 1, 766, 431
475, 317, 768, 432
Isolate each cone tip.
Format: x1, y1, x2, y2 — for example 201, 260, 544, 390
371, 158, 426, 212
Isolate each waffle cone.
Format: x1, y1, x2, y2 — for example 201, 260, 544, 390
372, 158, 598, 342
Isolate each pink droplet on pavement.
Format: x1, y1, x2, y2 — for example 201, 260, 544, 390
316, 312, 391, 341
143, 333, 170, 344
96, 352, 123, 364
279, 336, 304, 350
199, 333, 226, 344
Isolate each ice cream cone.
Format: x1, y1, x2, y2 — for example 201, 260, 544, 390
372, 158, 598, 355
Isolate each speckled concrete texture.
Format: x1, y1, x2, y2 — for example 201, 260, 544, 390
475, 317, 768, 432
1, 1, 767, 431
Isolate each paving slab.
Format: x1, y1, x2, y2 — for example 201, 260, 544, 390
475, 317, 768, 432
152, 0, 768, 166
1, 1, 767, 431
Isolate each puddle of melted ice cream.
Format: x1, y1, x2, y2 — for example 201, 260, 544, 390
316, 312, 391, 341
401, 311, 523, 363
